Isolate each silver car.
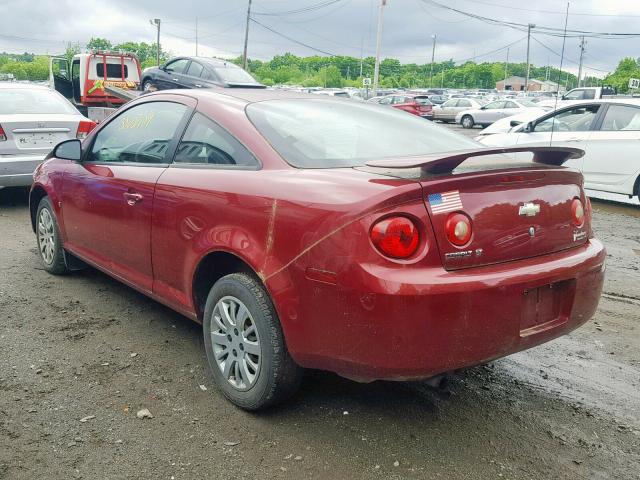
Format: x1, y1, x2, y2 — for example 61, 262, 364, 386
433, 98, 483, 123
0, 83, 92, 188
455, 99, 544, 129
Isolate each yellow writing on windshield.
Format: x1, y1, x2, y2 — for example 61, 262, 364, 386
119, 112, 155, 130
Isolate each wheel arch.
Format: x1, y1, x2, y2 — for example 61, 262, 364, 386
29, 185, 49, 233
634, 174, 640, 199
191, 250, 263, 322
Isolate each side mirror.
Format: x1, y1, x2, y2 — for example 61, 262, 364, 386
510, 120, 523, 128
53, 139, 82, 161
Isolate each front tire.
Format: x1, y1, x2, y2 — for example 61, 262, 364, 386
36, 197, 69, 275
142, 79, 154, 92
203, 273, 302, 410
461, 115, 475, 129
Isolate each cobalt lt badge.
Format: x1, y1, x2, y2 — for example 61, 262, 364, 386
529, 226, 536, 237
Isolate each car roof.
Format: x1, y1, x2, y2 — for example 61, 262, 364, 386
169, 56, 242, 68
0, 82, 50, 90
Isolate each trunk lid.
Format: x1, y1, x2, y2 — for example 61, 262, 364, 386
0, 114, 80, 156
421, 166, 589, 271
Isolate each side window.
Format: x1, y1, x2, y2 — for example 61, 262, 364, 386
504, 101, 518, 108
96, 63, 129, 79
484, 101, 504, 109
71, 60, 80, 79
378, 97, 392, 105
564, 89, 585, 100
600, 105, 640, 131
165, 59, 189, 74
392, 96, 406, 105
582, 89, 596, 100
201, 69, 215, 81
186, 61, 204, 78
533, 105, 600, 133
443, 100, 457, 107
89, 102, 188, 164
173, 112, 259, 167
458, 100, 470, 108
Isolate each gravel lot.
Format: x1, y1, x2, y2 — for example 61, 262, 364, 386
1, 133, 639, 478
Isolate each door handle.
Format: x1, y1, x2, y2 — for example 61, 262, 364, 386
123, 192, 143, 205
194, 84, 203, 88
566, 137, 582, 142
172, 78, 179, 81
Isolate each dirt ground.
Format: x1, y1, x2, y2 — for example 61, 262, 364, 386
0, 183, 639, 480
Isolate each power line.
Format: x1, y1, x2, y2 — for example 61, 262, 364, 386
249, 17, 337, 56
253, 0, 344, 16
530, 36, 611, 73
419, 0, 640, 39
457, 0, 640, 18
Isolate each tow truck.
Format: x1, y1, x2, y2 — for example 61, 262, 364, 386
49, 51, 142, 122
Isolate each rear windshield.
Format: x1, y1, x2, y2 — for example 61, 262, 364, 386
246, 99, 479, 168
96, 63, 129, 79
0, 89, 78, 115
211, 65, 259, 85
414, 96, 433, 105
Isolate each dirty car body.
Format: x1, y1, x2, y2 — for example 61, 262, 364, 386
30, 90, 605, 404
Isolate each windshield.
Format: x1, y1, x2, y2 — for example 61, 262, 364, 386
0, 88, 78, 115
212, 65, 260, 85
247, 99, 479, 168
518, 100, 538, 107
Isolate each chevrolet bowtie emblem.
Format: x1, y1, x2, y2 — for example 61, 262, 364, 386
519, 203, 540, 217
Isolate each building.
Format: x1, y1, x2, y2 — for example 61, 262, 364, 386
496, 76, 558, 92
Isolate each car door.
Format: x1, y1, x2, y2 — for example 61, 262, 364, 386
151, 112, 261, 313
502, 101, 521, 119
438, 99, 458, 120
157, 59, 191, 90
514, 104, 601, 170
181, 60, 207, 89
51, 58, 73, 100
61, 96, 195, 291
454, 99, 473, 120
582, 103, 640, 194
475, 101, 505, 124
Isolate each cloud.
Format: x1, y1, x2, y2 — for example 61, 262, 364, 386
1, 0, 638, 77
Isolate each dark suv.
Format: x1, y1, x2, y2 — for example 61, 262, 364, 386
141, 57, 264, 91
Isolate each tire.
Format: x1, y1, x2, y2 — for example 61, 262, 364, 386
36, 197, 69, 275
203, 273, 303, 410
461, 115, 475, 129
142, 79, 154, 91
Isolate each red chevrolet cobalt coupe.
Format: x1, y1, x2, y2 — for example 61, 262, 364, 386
30, 90, 605, 410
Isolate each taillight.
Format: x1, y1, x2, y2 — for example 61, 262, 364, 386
0, 124, 6, 141
445, 212, 472, 246
370, 216, 420, 259
571, 198, 585, 227
76, 120, 97, 139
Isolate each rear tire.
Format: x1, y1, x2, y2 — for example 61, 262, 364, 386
36, 197, 69, 275
461, 115, 475, 129
142, 79, 154, 92
203, 273, 303, 410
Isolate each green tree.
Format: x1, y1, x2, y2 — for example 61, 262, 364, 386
86, 37, 112, 52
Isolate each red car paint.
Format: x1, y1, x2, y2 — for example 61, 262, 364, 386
30, 90, 605, 382
393, 95, 434, 119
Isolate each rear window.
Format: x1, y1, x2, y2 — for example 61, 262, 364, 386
0, 89, 78, 115
246, 99, 479, 169
414, 96, 433, 106
211, 65, 259, 85
96, 63, 129, 79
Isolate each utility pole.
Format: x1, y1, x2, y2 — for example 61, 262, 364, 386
577, 36, 586, 87
524, 23, 535, 92
359, 37, 364, 77
429, 34, 437, 88
372, 0, 387, 97
242, 0, 253, 71
195, 17, 198, 56
149, 19, 161, 66
504, 47, 509, 82
441, 67, 445, 87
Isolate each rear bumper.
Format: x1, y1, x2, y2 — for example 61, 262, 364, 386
0, 155, 44, 187
290, 239, 606, 381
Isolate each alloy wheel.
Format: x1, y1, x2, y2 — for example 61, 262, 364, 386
210, 296, 261, 391
38, 208, 55, 265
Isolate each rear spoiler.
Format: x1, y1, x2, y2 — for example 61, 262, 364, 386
365, 146, 584, 175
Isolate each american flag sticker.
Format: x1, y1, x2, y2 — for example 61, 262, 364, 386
428, 190, 463, 214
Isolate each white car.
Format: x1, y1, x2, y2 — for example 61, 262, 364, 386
478, 99, 640, 199
475, 110, 547, 138
0, 83, 94, 188
455, 99, 547, 129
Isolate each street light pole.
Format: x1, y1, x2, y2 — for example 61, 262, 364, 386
429, 34, 437, 88
149, 19, 161, 66
242, 0, 253, 71
195, 17, 198, 56
372, 0, 387, 97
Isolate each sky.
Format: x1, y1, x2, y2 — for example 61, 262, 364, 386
1, 0, 639, 77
